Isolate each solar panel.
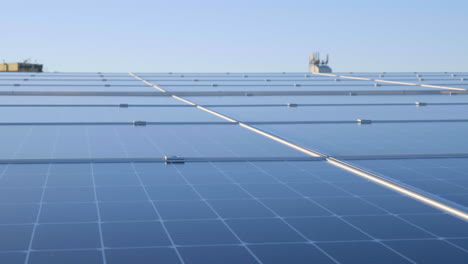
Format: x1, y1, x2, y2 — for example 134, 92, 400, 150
348, 158, 468, 210
0, 71, 467, 264
208, 104, 468, 122
183, 94, 468, 105
0, 106, 226, 123
256, 122, 468, 155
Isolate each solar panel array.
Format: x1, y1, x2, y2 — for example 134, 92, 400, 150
0, 71, 467, 264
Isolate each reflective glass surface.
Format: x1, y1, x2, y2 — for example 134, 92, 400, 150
159, 84, 432, 92
152, 80, 376, 86
0, 161, 466, 264
256, 122, 468, 155
0, 124, 306, 159
0, 96, 185, 105
0, 71, 467, 264
0, 80, 146, 86
349, 158, 468, 210
0, 85, 156, 92
0, 106, 221, 122
185, 94, 468, 105
210, 105, 468, 122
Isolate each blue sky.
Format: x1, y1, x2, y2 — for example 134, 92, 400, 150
1, 0, 467, 72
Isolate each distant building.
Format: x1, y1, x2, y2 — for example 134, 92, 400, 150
0, 62, 43, 72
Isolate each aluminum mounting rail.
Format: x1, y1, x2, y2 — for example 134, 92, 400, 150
2, 119, 468, 126
2, 102, 468, 107
0, 90, 466, 96
0, 121, 236, 126
0, 104, 195, 107
0, 156, 323, 164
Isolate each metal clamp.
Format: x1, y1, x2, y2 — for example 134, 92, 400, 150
133, 121, 147, 126
357, 119, 372, 124
164, 155, 185, 164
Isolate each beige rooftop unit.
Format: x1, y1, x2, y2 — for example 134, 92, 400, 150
309, 52, 332, 73
0, 62, 43, 72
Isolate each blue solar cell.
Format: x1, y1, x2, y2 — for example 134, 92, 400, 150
400, 214, 468, 238
226, 218, 306, 243
241, 183, 301, 198
43, 187, 95, 203
29, 250, 103, 264
146, 185, 199, 201
138, 171, 186, 185
286, 217, 371, 241
94, 172, 140, 186
155, 200, 217, 220
288, 182, 351, 197
165, 220, 240, 245
344, 215, 434, 239
249, 244, 335, 264
102, 222, 171, 247
311, 196, 386, 216
0, 203, 39, 224
0, 173, 46, 187
194, 184, 251, 199
384, 240, 468, 264
4, 164, 49, 174
105, 248, 180, 264
47, 172, 93, 187
220, 170, 277, 184
207, 199, 274, 218
179, 246, 258, 264
448, 239, 468, 251
32, 223, 100, 250
0, 187, 42, 203
260, 198, 331, 217
0, 252, 25, 264
182, 171, 232, 184
0, 225, 33, 251
352, 195, 440, 214
318, 241, 413, 264
96, 186, 147, 202
331, 181, 397, 196
39, 203, 98, 223
99, 201, 159, 222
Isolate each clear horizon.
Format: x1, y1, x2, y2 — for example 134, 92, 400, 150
2, 0, 467, 73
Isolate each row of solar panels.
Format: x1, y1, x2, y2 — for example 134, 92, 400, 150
0, 72, 466, 264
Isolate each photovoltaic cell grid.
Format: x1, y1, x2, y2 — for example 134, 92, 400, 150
0, 125, 307, 159
0, 71, 467, 264
347, 158, 468, 211
333, 72, 468, 90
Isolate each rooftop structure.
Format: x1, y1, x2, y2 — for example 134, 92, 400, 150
0, 70, 467, 263
309, 52, 332, 73
0, 62, 43, 72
